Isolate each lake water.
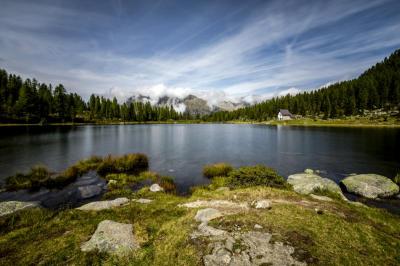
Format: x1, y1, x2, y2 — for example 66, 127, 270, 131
0, 124, 399, 193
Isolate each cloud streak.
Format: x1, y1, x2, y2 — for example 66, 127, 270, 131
0, 0, 399, 103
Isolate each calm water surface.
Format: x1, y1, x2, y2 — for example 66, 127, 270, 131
0, 124, 399, 193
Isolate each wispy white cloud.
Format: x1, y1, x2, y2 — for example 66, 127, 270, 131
0, 0, 399, 102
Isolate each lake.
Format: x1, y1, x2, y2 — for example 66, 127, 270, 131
0, 124, 399, 193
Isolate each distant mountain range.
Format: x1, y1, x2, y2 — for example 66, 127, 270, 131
126, 94, 250, 115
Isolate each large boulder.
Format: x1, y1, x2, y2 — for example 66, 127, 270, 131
341, 174, 399, 199
81, 220, 139, 255
287, 172, 345, 199
0, 201, 41, 217
77, 198, 129, 211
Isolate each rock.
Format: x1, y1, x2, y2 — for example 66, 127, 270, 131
252, 199, 272, 209
149, 184, 164, 192
77, 198, 129, 211
0, 201, 40, 217
203, 231, 306, 266
304, 168, 314, 174
310, 194, 333, 202
81, 220, 139, 255
132, 198, 153, 204
341, 174, 399, 199
288, 172, 346, 200
216, 187, 230, 192
77, 185, 102, 199
191, 223, 227, 239
195, 208, 223, 223
254, 224, 263, 229
179, 200, 249, 214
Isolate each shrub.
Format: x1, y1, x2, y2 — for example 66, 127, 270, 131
203, 163, 233, 178
227, 165, 288, 189
97, 153, 149, 176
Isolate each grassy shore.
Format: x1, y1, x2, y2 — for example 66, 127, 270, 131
1, 117, 400, 128
0, 161, 399, 265
0, 185, 399, 265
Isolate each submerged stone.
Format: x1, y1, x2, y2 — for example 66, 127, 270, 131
341, 174, 399, 199
77, 185, 103, 199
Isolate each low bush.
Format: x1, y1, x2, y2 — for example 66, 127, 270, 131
227, 165, 288, 189
97, 153, 149, 176
203, 163, 233, 178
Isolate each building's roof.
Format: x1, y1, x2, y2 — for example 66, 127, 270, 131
279, 109, 293, 116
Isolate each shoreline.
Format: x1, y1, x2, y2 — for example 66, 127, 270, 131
1, 119, 400, 128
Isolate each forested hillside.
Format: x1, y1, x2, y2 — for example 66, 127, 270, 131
205, 49, 400, 121
0, 72, 188, 123
0, 49, 399, 124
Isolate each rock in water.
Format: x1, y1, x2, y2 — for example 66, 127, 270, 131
0, 201, 40, 217
77, 185, 102, 199
341, 174, 399, 199
77, 198, 129, 211
287, 172, 346, 199
149, 184, 164, 192
195, 208, 223, 223
81, 220, 139, 255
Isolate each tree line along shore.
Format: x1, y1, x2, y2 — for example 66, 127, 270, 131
1, 49, 400, 125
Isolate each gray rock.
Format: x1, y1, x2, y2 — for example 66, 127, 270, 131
310, 194, 333, 202
81, 220, 139, 255
132, 198, 153, 204
341, 174, 399, 199
149, 183, 164, 192
179, 200, 249, 214
195, 208, 223, 223
77, 198, 129, 211
254, 224, 263, 229
203, 231, 306, 266
304, 168, 314, 174
252, 199, 272, 209
0, 201, 40, 217
191, 223, 228, 239
288, 172, 346, 200
77, 185, 102, 199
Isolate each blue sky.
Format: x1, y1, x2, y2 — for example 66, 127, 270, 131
1, 0, 400, 103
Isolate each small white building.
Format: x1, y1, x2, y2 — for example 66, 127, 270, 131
277, 109, 294, 120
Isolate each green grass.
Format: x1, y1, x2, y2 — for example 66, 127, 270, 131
1, 158, 400, 265
202, 162, 233, 178
0, 186, 399, 265
4, 154, 149, 191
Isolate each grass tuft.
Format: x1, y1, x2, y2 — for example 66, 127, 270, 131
202, 163, 233, 178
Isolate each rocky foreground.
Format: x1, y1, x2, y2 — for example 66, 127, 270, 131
0, 173, 399, 265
